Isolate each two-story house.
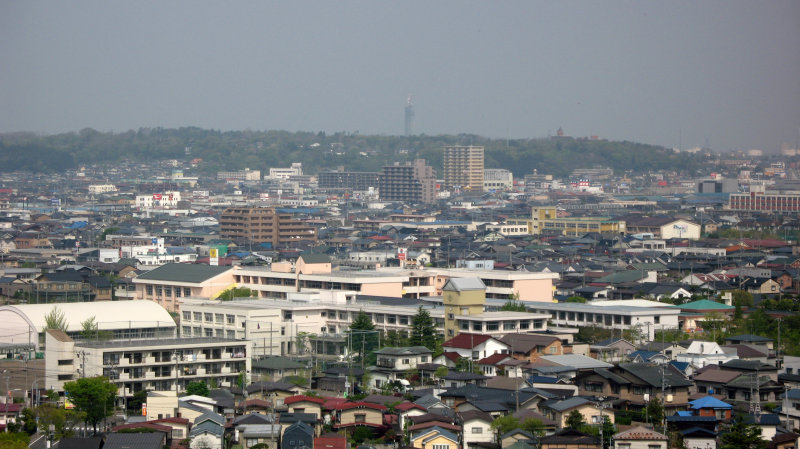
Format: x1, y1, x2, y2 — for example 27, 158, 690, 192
500, 334, 563, 362
441, 333, 509, 361
372, 346, 433, 389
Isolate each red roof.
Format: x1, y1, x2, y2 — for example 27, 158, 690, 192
443, 333, 493, 349
333, 401, 387, 411
478, 353, 510, 366
314, 435, 347, 449
441, 352, 461, 362
151, 417, 190, 426
323, 397, 349, 410
285, 395, 326, 406
332, 422, 384, 429
396, 402, 426, 412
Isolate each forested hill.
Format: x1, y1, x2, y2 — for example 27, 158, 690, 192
0, 128, 704, 176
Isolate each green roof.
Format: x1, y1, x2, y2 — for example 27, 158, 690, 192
136, 263, 232, 283
251, 356, 306, 370
679, 299, 734, 310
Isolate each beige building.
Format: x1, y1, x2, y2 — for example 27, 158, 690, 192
528, 206, 626, 237
133, 263, 235, 313
443, 277, 487, 338
219, 206, 317, 246
443, 145, 484, 191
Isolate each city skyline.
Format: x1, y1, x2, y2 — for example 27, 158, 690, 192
1, 1, 799, 153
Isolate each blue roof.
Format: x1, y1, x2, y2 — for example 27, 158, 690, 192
676, 411, 693, 417
689, 396, 732, 410
670, 361, 690, 372
628, 350, 662, 361
528, 375, 560, 384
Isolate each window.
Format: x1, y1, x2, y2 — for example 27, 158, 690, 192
215, 314, 224, 323
698, 386, 707, 393
194, 312, 202, 321
227, 315, 235, 324
175, 288, 181, 298
182, 326, 191, 336
284, 311, 293, 320
355, 414, 366, 423
184, 287, 191, 296
164, 286, 172, 297
183, 311, 191, 320
146, 285, 153, 295
433, 445, 449, 449
155, 286, 162, 296
205, 328, 213, 337
204, 313, 213, 322
471, 427, 483, 434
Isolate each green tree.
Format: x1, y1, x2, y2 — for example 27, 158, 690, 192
490, 415, 520, 441
565, 410, 585, 429
501, 298, 527, 312
410, 306, 437, 351
349, 310, 377, 366
217, 287, 254, 301
0, 432, 30, 449
44, 306, 68, 332
566, 296, 587, 303
128, 390, 147, 414
521, 418, 545, 436
18, 408, 39, 435
720, 416, 767, 449
434, 366, 449, 380
645, 397, 665, 426
62, 376, 118, 434
34, 404, 81, 439
185, 381, 210, 397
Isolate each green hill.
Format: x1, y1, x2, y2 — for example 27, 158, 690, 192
0, 127, 704, 176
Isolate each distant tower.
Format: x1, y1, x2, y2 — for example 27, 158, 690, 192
404, 95, 415, 136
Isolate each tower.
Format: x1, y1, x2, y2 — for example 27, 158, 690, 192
404, 95, 414, 136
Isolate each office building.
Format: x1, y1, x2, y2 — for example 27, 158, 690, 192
219, 207, 317, 246
216, 168, 261, 181
318, 171, 381, 191
728, 192, 800, 213
483, 169, 513, 191
443, 145, 484, 191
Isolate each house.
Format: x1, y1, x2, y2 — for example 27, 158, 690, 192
778, 389, 800, 431
284, 395, 325, 420
589, 338, 635, 363
539, 396, 614, 429
676, 341, 739, 368
500, 334, 563, 362
314, 434, 347, 449
332, 402, 386, 430
501, 429, 539, 449
725, 334, 774, 351
282, 421, 315, 449
478, 353, 513, 377
678, 427, 717, 449
189, 411, 226, 449
688, 396, 733, 420
440, 372, 489, 388
373, 346, 434, 389
627, 350, 670, 364
539, 428, 601, 449
411, 426, 460, 449
442, 333, 509, 361
612, 426, 668, 449
251, 356, 307, 381
458, 410, 495, 448
238, 424, 281, 449
246, 381, 304, 403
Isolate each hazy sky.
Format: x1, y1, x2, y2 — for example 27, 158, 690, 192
2, 1, 799, 152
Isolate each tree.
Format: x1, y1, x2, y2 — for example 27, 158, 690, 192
35, 404, 81, 439
434, 366, 449, 381
410, 306, 437, 351
217, 287, 254, 301
349, 310, 377, 366
720, 416, 767, 449
490, 415, 520, 441
566, 295, 587, 303
501, 298, 527, 312
521, 418, 545, 436
645, 397, 665, 426
44, 306, 68, 332
62, 376, 118, 434
0, 432, 29, 449
186, 381, 210, 397
565, 410, 585, 429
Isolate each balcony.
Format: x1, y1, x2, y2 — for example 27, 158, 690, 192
376, 359, 396, 369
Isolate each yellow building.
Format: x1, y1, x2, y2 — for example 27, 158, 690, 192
523, 206, 626, 237
442, 278, 486, 338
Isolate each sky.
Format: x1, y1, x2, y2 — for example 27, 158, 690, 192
1, 1, 799, 153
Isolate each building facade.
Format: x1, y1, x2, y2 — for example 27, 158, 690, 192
219, 207, 317, 246
379, 159, 436, 204
443, 145, 484, 192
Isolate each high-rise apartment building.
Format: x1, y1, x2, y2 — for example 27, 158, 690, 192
318, 171, 381, 191
379, 159, 436, 204
443, 145, 484, 191
220, 207, 317, 246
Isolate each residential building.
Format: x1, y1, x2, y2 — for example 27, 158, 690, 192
612, 426, 668, 449
318, 171, 381, 191
216, 168, 261, 181
282, 421, 314, 449
45, 330, 251, 398
624, 216, 701, 240
219, 206, 317, 246
443, 278, 486, 338
676, 341, 739, 368
372, 346, 433, 389
379, 159, 436, 204
443, 145, 484, 192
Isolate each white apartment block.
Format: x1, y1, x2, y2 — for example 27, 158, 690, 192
135, 192, 182, 209
269, 163, 303, 179
483, 169, 513, 191
45, 330, 251, 398
88, 184, 118, 194
217, 168, 261, 181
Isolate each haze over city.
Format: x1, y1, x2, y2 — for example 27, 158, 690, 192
1, 0, 798, 153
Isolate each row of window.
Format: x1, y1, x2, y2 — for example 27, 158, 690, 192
182, 311, 239, 325
146, 285, 192, 297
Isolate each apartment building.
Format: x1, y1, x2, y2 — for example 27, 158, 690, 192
318, 171, 381, 191
443, 145, 484, 191
483, 168, 513, 191
219, 206, 317, 246
527, 206, 626, 236
216, 168, 261, 181
45, 330, 251, 396
379, 159, 436, 204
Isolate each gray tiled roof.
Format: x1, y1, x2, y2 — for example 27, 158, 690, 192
136, 263, 231, 283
